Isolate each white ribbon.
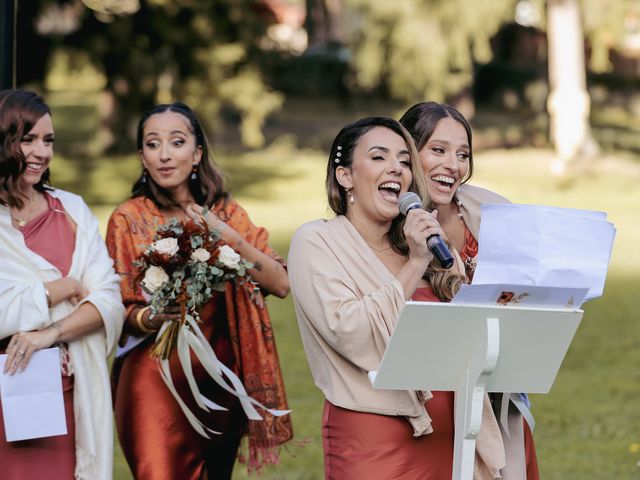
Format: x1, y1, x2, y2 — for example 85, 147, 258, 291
499, 392, 536, 439
155, 315, 290, 438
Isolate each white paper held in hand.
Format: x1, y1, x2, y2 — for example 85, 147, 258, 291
0, 347, 67, 442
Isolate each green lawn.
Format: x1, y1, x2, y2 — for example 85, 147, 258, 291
75, 142, 640, 479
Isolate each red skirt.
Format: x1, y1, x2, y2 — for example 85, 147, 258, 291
322, 392, 455, 480
322, 395, 540, 480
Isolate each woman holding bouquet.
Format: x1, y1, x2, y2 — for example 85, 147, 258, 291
0, 89, 124, 479
106, 102, 292, 479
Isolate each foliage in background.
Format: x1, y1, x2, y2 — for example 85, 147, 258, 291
581, 0, 640, 73
341, 0, 518, 102
21, 0, 282, 150
527, 0, 640, 73
17, 0, 640, 157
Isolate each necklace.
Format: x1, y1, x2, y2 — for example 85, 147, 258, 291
11, 191, 38, 228
366, 242, 393, 254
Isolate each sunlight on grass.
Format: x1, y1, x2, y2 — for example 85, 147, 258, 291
85, 145, 639, 480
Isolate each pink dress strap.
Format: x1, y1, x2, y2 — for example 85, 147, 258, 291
21, 193, 75, 277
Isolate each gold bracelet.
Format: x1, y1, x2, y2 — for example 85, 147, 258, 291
135, 306, 155, 334
44, 286, 52, 308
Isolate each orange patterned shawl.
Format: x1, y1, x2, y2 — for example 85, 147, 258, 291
106, 196, 292, 469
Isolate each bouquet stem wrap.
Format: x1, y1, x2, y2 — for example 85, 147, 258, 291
156, 313, 290, 438
149, 283, 189, 360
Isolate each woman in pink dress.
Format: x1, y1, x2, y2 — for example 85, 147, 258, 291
0, 89, 124, 479
288, 117, 505, 479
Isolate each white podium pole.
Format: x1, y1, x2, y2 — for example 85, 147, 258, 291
370, 302, 583, 480
453, 317, 500, 479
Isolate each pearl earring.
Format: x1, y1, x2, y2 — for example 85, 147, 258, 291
345, 187, 355, 204
455, 187, 463, 218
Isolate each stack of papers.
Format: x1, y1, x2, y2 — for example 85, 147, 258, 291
452, 204, 616, 309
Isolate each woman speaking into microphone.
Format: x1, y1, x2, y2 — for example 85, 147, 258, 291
288, 116, 505, 479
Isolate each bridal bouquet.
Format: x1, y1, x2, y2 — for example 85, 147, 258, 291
135, 215, 254, 359
134, 215, 288, 439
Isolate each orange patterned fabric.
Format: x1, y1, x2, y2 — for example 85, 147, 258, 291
461, 225, 479, 282
106, 196, 292, 471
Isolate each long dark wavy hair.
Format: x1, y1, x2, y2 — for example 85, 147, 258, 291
0, 89, 53, 209
131, 102, 228, 209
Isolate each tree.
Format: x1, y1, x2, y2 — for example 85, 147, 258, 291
17, 0, 284, 150
546, 0, 598, 174
338, 0, 519, 104
532, 0, 637, 172
580, 0, 640, 73
304, 0, 344, 48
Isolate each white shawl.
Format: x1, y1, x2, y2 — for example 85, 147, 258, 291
0, 189, 124, 480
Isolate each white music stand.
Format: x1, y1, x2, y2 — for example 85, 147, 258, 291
370, 301, 583, 480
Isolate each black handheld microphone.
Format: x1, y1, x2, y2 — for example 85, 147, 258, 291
398, 192, 454, 269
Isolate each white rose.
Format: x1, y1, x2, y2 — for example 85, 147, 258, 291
152, 237, 179, 256
218, 245, 241, 269
191, 248, 211, 263
142, 266, 169, 293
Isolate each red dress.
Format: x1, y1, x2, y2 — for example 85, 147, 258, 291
113, 298, 246, 480
106, 197, 292, 479
0, 193, 76, 479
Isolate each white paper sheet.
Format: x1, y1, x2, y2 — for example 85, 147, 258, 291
0, 347, 67, 442
471, 204, 616, 302
116, 334, 150, 358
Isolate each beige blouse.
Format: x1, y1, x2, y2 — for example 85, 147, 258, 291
288, 213, 506, 478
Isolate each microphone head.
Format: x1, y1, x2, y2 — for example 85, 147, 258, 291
398, 192, 422, 215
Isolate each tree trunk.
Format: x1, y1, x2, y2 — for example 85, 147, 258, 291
305, 0, 344, 48
546, 0, 599, 175
0, 0, 16, 89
